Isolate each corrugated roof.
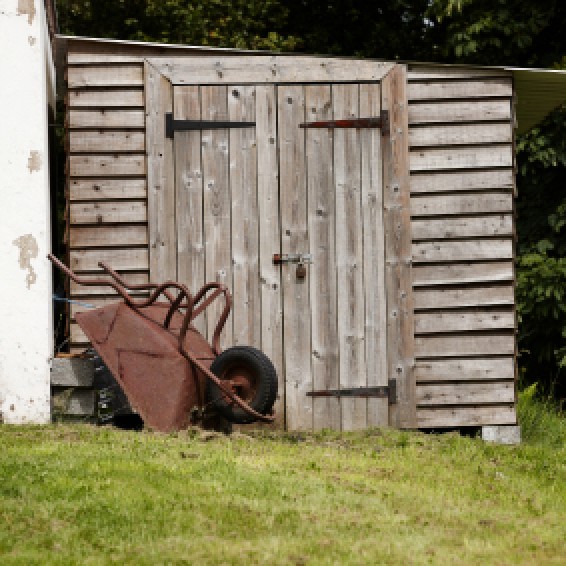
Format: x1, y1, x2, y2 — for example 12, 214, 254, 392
56, 35, 566, 133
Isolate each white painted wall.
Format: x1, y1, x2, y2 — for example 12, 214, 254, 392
0, 0, 54, 423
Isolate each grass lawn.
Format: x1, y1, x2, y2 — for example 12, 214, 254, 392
1, 402, 565, 565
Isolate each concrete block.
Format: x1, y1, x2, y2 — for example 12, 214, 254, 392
482, 425, 521, 445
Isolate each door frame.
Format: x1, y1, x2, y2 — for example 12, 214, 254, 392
143, 56, 416, 429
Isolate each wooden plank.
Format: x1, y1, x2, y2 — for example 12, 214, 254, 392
69, 178, 146, 201
409, 100, 511, 124
201, 85, 233, 348
149, 56, 394, 85
67, 64, 144, 87
52, 388, 96, 417
67, 88, 144, 107
414, 285, 514, 310
412, 261, 514, 287
410, 169, 514, 194
256, 85, 284, 425
408, 66, 510, 80
414, 334, 515, 357
305, 84, 340, 431
229, 86, 260, 349
69, 154, 145, 177
173, 85, 206, 335
70, 297, 124, 320
51, 358, 94, 387
410, 145, 513, 171
360, 82, 388, 428
417, 381, 515, 406
415, 309, 515, 334
145, 62, 177, 281
417, 405, 517, 428
70, 248, 148, 272
70, 201, 147, 224
411, 192, 513, 216
69, 225, 148, 248
409, 123, 512, 147
412, 238, 513, 263
381, 65, 416, 429
70, 272, 149, 296
415, 357, 515, 382
278, 84, 312, 431
408, 78, 512, 100
411, 215, 513, 240
68, 109, 145, 129
69, 130, 145, 153
70, 323, 89, 346
334, 83, 366, 431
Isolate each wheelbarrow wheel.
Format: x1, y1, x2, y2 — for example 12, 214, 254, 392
206, 346, 278, 424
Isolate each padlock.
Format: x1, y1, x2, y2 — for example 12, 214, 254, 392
296, 263, 307, 279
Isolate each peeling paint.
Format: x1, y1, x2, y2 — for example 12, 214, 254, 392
17, 0, 36, 25
28, 35, 36, 46
27, 150, 41, 172
13, 234, 38, 289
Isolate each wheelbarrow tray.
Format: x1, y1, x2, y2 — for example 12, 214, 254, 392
76, 301, 215, 432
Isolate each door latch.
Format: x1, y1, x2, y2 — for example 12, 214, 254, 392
273, 253, 313, 280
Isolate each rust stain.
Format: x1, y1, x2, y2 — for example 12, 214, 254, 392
17, 0, 36, 25
13, 234, 38, 289
28, 36, 36, 46
27, 150, 41, 173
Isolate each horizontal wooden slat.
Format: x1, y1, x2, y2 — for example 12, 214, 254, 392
67, 64, 144, 88
415, 334, 515, 357
414, 285, 514, 310
415, 357, 515, 382
69, 130, 145, 153
410, 169, 514, 194
68, 109, 145, 129
408, 66, 510, 81
417, 381, 515, 406
70, 272, 149, 296
415, 309, 515, 334
412, 239, 513, 263
412, 262, 514, 287
69, 154, 145, 177
409, 123, 512, 147
411, 215, 512, 240
51, 358, 94, 387
70, 296, 124, 320
70, 201, 147, 224
52, 387, 96, 417
410, 145, 513, 171
70, 248, 148, 272
411, 192, 513, 216
70, 225, 148, 248
417, 405, 517, 427
408, 78, 512, 100
149, 56, 394, 84
67, 88, 144, 107
69, 178, 147, 201
409, 100, 511, 124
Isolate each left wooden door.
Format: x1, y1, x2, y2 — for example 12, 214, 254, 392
167, 84, 285, 421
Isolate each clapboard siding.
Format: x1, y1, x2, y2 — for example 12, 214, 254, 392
408, 65, 517, 428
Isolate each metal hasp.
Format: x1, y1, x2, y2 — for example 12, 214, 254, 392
47, 254, 275, 432
307, 379, 397, 404
165, 112, 256, 138
299, 110, 389, 135
273, 253, 313, 265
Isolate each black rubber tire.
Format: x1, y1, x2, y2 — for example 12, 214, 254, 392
206, 346, 278, 424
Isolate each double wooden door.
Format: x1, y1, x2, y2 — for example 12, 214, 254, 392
150, 77, 389, 430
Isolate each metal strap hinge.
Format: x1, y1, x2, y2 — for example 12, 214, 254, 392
299, 110, 389, 135
165, 113, 256, 138
307, 379, 397, 404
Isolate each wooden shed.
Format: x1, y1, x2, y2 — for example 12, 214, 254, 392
56, 35, 554, 432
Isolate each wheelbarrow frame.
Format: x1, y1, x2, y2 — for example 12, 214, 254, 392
48, 254, 274, 429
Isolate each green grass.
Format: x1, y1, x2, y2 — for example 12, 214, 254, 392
1, 402, 565, 565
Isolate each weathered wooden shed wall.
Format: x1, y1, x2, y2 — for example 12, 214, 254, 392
61, 37, 517, 429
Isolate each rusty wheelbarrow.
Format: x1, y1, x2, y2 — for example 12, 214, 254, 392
49, 254, 277, 432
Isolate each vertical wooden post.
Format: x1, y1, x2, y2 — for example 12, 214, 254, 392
381, 65, 417, 428
145, 62, 176, 282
